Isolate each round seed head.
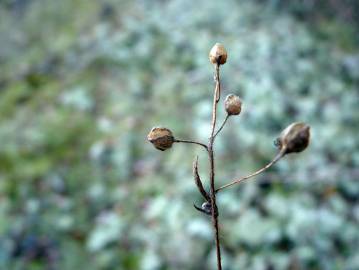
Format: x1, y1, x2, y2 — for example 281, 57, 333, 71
147, 127, 174, 151
278, 122, 310, 154
209, 43, 227, 65
224, 94, 242, 115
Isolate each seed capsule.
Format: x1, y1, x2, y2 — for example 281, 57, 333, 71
209, 43, 227, 65
278, 122, 310, 154
147, 127, 174, 151
224, 94, 242, 115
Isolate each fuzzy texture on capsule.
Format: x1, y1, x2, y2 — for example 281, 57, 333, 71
209, 43, 227, 65
147, 127, 174, 151
278, 122, 310, 154
224, 94, 242, 115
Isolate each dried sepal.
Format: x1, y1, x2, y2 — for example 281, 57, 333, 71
277, 122, 310, 155
193, 156, 210, 201
224, 94, 242, 116
147, 127, 174, 151
209, 43, 227, 65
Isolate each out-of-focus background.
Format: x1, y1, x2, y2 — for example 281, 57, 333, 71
0, 0, 359, 269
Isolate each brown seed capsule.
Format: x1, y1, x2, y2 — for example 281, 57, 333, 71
147, 127, 174, 151
278, 122, 310, 155
224, 94, 242, 115
209, 43, 227, 65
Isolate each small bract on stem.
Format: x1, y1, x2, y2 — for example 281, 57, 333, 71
147, 43, 310, 270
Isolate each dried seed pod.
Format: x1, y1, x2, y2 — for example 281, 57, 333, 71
147, 127, 174, 151
278, 122, 310, 154
209, 43, 227, 65
224, 94, 242, 115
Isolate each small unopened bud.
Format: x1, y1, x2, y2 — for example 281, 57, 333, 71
277, 122, 310, 154
209, 43, 227, 65
201, 202, 212, 215
147, 127, 174, 151
224, 94, 242, 115
194, 201, 212, 215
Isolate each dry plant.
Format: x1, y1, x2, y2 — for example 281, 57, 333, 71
147, 43, 311, 270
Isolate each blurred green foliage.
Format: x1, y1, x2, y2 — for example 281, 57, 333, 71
0, 0, 359, 269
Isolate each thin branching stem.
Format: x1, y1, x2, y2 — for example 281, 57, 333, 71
215, 150, 285, 193
208, 63, 222, 270
214, 114, 230, 139
147, 43, 309, 270
174, 139, 208, 151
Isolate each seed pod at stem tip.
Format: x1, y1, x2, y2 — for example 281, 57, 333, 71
278, 122, 310, 155
147, 127, 174, 151
224, 94, 242, 116
209, 43, 227, 65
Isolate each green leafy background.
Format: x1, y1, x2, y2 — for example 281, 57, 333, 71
0, 0, 358, 269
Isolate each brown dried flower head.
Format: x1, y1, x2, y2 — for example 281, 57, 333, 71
209, 43, 227, 65
278, 122, 310, 154
147, 127, 174, 151
224, 94, 242, 115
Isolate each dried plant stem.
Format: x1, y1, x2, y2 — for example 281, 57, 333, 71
174, 139, 208, 151
147, 43, 311, 270
208, 63, 222, 270
216, 150, 285, 193
214, 114, 229, 138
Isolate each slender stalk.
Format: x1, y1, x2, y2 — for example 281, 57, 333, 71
214, 114, 230, 139
216, 150, 285, 193
174, 139, 208, 151
208, 63, 222, 270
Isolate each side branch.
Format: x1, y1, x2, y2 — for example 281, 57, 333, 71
174, 139, 208, 151
216, 150, 285, 193
214, 114, 229, 139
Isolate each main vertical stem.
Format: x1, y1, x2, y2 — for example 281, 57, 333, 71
209, 63, 222, 270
